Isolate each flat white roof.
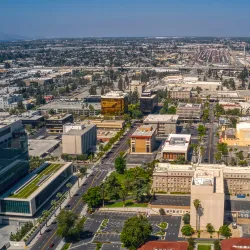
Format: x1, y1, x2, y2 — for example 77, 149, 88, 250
162, 134, 191, 153
144, 114, 179, 123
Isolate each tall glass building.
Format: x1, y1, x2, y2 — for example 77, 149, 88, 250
0, 118, 29, 195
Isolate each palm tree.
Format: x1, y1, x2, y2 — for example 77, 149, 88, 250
37, 217, 43, 235
42, 210, 50, 227
119, 187, 128, 207
193, 199, 201, 231
56, 192, 63, 211
51, 200, 57, 214
66, 183, 73, 198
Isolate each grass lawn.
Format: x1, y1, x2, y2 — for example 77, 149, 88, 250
9, 163, 62, 199
198, 245, 211, 250
105, 199, 148, 208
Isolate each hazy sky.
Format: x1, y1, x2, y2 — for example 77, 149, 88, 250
1, 0, 250, 38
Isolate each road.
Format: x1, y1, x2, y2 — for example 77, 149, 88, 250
31, 126, 136, 249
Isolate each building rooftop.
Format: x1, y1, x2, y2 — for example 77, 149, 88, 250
28, 139, 60, 157
162, 134, 191, 153
154, 163, 194, 173
131, 125, 156, 137
7, 162, 64, 199
63, 124, 95, 136
177, 103, 202, 108
138, 241, 188, 250
101, 91, 128, 98
46, 113, 72, 120
144, 114, 179, 123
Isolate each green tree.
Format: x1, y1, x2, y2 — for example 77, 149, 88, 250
219, 224, 232, 238
82, 186, 102, 210
56, 192, 63, 211
188, 237, 195, 250
115, 155, 126, 174
214, 239, 221, 250
197, 124, 206, 138
105, 173, 122, 200
89, 85, 97, 95
167, 106, 176, 114
193, 199, 201, 231
66, 183, 73, 198
56, 210, 85, 241
17, 101, 25, 110
118, 77, 123, 91
182, 213, 190, 225
206, 223, 215, 235
121, 215, 152, 250
42, 210, 50, 227
181, 224, 194, 236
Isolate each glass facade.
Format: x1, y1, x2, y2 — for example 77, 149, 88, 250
35, 167, 72, 209
0, 122, 29, 195
1, 200, 30, 214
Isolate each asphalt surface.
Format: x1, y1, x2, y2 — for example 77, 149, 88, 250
31, 126, 136, 249
31, 170, 108, 250
151, 195, 191, 207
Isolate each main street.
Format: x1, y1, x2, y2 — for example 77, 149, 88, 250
30, 126, 136, 250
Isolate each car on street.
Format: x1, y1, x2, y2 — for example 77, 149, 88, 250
50, 243, 54, 248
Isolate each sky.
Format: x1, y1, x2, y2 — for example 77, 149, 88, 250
0, 0, 250, 38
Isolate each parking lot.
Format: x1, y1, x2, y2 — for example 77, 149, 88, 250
151, 195, 191, 206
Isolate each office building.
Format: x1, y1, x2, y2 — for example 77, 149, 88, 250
140, 91, 158, 114
0, 94, 23, 110
86, 119, 125, 130
221, 121, 250, 146
153, 163, 250, 196
190, 168, 224, 230
0, 118, 29, 195
169, 87, 192, 100
130, 125, 156, 154
161, 134, 191, 161
62, 124, 97, 155
101, 91, 128, 115
0, 162, 73, 217
46, 113, 73, 133
143, 114, 179, 137
38, 101, 100, 117
129, 80, 146, 96
176, 103, 203, 122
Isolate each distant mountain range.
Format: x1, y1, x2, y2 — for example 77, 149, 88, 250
0, 32, 29, 41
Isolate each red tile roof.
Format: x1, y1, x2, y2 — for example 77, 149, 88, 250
137, 241, 188, 250
221, 238, 250, 250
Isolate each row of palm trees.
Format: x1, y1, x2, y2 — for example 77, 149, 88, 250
36, 166, 88, 235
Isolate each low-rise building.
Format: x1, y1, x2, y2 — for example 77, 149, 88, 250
176, 103, 203, 122
138, 241, 188, 250
86, 119, 125, 130
62, 124, 97, 155
143, 114, 179, 137
161, 134, 191, 161
46, 113, 73, 133
130, 125, 156, 154
0, 94, 23, 110
139, 91, 158, 114
221, 238, 250, 250
101, 91, 128, 115
169, 87, 192, 100
220, 121, 250, 146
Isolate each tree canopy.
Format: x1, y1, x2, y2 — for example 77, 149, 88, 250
121, 215, 152, 250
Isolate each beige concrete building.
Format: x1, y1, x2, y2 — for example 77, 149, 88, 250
143, 114, 179, 136
220, 121, 250, 146
62, 124, 97, 155
129, 80, 146, 96
190, 168, 225, 231
86, 119, 125, 130
169, 87, 192, 100
152, 163, 250, 196
130, 125, 156, 154
176, 103, 203, 122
